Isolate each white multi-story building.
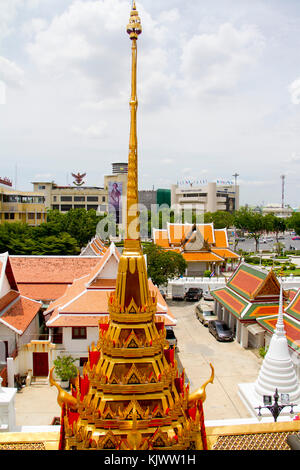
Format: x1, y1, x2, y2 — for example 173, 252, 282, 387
171, 181, 239, 214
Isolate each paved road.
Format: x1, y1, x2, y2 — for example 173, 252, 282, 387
233, 234, 300, 254
170, 298, 262, 421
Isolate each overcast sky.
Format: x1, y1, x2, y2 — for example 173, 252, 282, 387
1, 0, 300, 207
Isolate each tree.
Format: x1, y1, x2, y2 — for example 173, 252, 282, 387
143, 243, 187, 287
264, 214, 286, 242
287, 212, 300, 236
234, 207, 266, 252
204, 211, 234, 229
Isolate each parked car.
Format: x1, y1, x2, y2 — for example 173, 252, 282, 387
208, 320, 234, 342
195, 304, 217, 326
185, 287, 203, 301
292, 236, 300, 240
172, 284, 185, 300
159, 289, 166, 299
165, 326, 177, 349
203, 289, 214, 301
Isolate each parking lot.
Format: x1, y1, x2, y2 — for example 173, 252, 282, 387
169, 297, 262, 421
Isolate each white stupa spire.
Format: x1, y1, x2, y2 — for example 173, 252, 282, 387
254, 278, 300, 402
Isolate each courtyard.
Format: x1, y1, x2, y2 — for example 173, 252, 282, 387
13, 297, 263, 427
170, 298, 263, 422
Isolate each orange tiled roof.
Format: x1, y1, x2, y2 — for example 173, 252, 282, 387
17, 284, 68, 301
89, 279, 116, 289
1, 295, 41, 334
212, 248, 240, 259
47, 280, 176, 328
10, 256, 101, 283
168, 224, 193, 245
153, 229, 170, 249
182, 252, 224, 262
196, 224, 215, 244
0, 290, 19, 311
213, 229, 228, 248
61, 290, 113, 314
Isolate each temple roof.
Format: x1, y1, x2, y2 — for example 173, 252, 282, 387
285, 288, 300, 322
211, 263, 290, 320
0, 294, 41, 335
45, 244, 176, 327
10, 255, 100, 284
153, 224, 239, 264
257, 314, 300, 350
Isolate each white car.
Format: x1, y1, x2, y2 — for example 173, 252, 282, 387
203, 289, 214, 301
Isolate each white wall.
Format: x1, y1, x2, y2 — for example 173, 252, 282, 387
62, 326, 99, 361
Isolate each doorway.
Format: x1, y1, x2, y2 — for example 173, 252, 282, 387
33, 352, 49, 376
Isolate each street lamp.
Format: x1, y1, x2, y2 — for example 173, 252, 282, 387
255, 388, 298, 422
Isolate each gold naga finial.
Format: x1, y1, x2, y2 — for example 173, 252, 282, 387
127, 403, 143, 449
49, 366, 78, 410
188, 363, 214, 406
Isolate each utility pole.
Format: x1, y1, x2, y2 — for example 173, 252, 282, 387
281, 175, 285, 209
232, 173, 239, 211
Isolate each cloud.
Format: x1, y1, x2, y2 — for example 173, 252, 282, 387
71, 121, 108, 139
0, 56, 24, 87
289, 78, 300, 104
26, 0, 176, 110
180, 22, 265, 97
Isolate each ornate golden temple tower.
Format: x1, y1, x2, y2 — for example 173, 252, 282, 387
51, 2, 213, 451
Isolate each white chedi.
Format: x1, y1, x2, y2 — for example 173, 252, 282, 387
255, 281, 300, 402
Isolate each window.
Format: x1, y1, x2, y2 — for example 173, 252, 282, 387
87, 205, 98, 211
38, 185, 46, 190
79, 357, 88, 367
61, 196, 72, 201
28, 213, 35, 220
72, 327, 87, 339
52, 205, 59, 210
74, 205, 85, 209
87, 196, 98, 202
60, 205, 72, 211
74, 196, 85, 202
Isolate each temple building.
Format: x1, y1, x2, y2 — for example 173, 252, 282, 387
153, 223, 240, 276
211, 263, 300, 367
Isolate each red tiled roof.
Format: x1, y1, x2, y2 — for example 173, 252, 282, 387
1, 296, 41, 334
17, 284, 68, 301
0, 290, 19, 311
10, 256, 101, 283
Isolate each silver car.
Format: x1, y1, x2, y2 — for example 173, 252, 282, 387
195, 304, 217, 326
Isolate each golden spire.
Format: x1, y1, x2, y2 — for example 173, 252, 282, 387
125, 1, 142, 244
112, 2, 151, 311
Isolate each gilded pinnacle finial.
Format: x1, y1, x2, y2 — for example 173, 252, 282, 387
127, 1, 142, 39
